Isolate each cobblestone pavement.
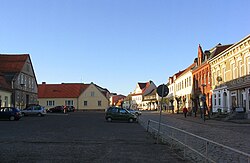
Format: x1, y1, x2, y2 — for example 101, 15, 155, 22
0, 112, 188, 163
139, 111, 250, 156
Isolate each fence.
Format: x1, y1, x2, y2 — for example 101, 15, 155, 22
139, 118, 250, 163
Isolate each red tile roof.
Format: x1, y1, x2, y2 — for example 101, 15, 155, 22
0, 54, 29, 73
38, 83, 90, 98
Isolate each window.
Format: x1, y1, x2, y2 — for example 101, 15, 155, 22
238, 61, 242, 77
65, 100, 73, 106
0, 95, 2, 107
47, 101, 55, 106
98, 101, 102, 106
213, 72, 216, 85
204, 74, 206, 85
247, 57, 250, 75
216, 69, 220, 84
4, 96, 8, 107
84, 101, 88, 106
208, 72, 210, 84
91, 92, 95, 97
223, 67, 226, 82
214, 94, 217, 105
231, 63, 235, 79
189, 77, 191, 86
218, 93, 221, 105
120, 109, 127, 114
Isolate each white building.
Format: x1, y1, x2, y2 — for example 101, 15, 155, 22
131, 81, 157, 110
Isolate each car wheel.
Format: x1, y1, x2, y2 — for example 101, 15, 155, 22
128, 118, 134, 123
135, 113, 139, 116
9, 116, 15, 121
22, 113, 25, 116
37, 113, 42, 117
107, 117, 112, 122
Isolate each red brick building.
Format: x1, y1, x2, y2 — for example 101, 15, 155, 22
192, 44, 232, 113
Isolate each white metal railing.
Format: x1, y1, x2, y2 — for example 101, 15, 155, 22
139, 118, 250, 163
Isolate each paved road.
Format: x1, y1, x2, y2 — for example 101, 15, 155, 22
0, 112, 186, 163
139, 111, 250, 154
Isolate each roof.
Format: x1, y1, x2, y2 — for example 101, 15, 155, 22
0, 54, 29, 73
209, 44, 233, 58
132, 81, 153, 95
144, 89, 156, 96
38, 83, 90, 98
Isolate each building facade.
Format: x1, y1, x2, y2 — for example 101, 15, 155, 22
131, 81, 157, 110
174, 63, 195, 112
209, 34, 250, 118
192, 44, 232, 114
0, 54, 38, 109
38, 82, 110, 111
0, 73, 12, 107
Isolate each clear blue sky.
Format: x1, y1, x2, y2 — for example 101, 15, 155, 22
1, 0, 249, 95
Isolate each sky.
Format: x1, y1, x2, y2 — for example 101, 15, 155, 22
0, 0, 250, 95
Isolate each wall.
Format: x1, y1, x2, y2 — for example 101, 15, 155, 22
78, 84, 109, 110
38, 98, 78, 110
0, 90, 12, 107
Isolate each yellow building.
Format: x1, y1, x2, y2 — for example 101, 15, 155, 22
38, 82, 110, 111
209, 34, 250, 118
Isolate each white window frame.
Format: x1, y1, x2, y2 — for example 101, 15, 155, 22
47, 100, 55, 106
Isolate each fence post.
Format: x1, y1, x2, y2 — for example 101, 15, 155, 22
147, 120, 150, 132
205, 141, 208, 163
184, 134, 187, 159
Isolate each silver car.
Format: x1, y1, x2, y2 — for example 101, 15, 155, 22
21, 105, 46, 117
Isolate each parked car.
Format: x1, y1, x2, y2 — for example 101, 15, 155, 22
0, 107, 22, 121
47, 106, 64, 113
127, 108, 142, 116
105, 107, 137, 122
66, 106, 75, 112
21, 105, 46, 117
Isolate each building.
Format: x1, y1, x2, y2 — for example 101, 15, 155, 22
166, 70, 185, 112
131, 80, 157, 110
209, 34, 250, 118
174, 63, 196, 113
0, 72, 12, 107
0, 54, 38, 109
192, 44, 232, 114
109, 94, 126, 107
38, 82, 110, 111
143, 88, 158, 110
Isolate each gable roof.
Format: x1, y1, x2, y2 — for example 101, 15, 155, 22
209, 44, 233, 58
0, 54, 29, 73
38, 83, 90, 98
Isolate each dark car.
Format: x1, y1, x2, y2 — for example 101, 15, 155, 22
66, 106, 75, 112
127, 108, 142, 116
21, 105, 46, 117
105, 107, 137, 122
47, 106, 64, 113
0, 107, 22, 121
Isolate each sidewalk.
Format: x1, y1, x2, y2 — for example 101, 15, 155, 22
140, 111, 250, 155
161, 111, 250, 124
